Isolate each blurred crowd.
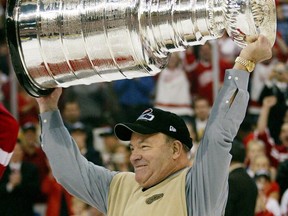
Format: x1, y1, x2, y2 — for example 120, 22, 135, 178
1, 0, 288, 216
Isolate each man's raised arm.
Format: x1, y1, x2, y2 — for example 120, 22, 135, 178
36, 88, 117, 214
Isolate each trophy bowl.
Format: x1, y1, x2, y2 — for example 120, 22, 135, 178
5, 0, 276, 97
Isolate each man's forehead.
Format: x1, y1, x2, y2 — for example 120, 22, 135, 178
130, 133, 164, 144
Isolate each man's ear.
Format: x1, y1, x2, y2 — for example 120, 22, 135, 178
172, 140, 183, 159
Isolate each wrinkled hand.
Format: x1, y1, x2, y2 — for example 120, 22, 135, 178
263, 96, 277, 108
35, 88, 62, 113
240, 35, 272, 64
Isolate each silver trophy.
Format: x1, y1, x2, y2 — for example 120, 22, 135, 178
6, 0, 276, 97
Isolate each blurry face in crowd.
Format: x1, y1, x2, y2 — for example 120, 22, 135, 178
129, 133, 178, 188
194, 98, 210, 121
103, 135, 119, 153
167, 53, 181, 70
10, 143, 24, 163
252, 155, 270, 173
280, 123, 288, 147
23, 129, 37, 146
113, 144, 130, 165
247, 140, 265, 162
199, 43, 212, 62
62, 102, 81, 124
255, 176, 270, 192
71, 130, 87, 150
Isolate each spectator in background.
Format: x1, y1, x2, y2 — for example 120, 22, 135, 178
276, 159, 288, 200
61, 100, 81, 130
0, 103, 19, 179
154, 52, 194, 122
190, 42, 233, 106
21, 122, 49, 183
255, 170, 281, 216
62, 83, 121, 128
247, 57, 277, 125
42, 159, 73, 216
246, 139, 267, 177
255, 96, 288, 168
20, 122, 49, 215
61, 99, 94, 149
113, 76, 155, 123
225, 139, 258, 216
259, 63, 288, 144
99, 127, 121, 170
190, 97, 210, 143
112, 144, 133, 172
252, 154, 280, 204
70, 122, 103, 166
180, 46, 198, 73
0, 141, 40, 216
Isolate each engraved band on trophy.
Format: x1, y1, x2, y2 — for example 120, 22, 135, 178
5, 0, 276, 97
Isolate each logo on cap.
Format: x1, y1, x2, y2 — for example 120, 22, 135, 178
169, 126, 176, 132
137, 108, 155, 122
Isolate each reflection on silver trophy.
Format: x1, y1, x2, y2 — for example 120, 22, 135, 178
5, 0, 276, 97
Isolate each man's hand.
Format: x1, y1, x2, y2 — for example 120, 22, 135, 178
240, 35, 273, 64
35, 88, 62, 113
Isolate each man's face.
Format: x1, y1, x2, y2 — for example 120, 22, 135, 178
199, 43, 212, 62
71, 130, 87, 150
194, 99, 210, 121
253, 156, 270, 173
129, 133, 175, 189
247, 141, 265, 161
63, 103, 81, 123
23, 130, 37, 145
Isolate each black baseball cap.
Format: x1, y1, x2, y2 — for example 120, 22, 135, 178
114, 108, 193, 149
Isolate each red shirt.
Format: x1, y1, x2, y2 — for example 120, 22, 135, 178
0, 103, 19, 178
190, 59, 233, 105
245, 129, 288, 168
42, 175, 73, 216
23, 147, 49, 182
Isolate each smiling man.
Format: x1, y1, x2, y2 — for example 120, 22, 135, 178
36, 35, 272, 216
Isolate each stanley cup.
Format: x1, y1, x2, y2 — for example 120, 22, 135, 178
5, 0, 276, 97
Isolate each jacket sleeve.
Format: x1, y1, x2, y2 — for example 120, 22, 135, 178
186, 69, 250, 216
0, 103, 19, 178
40, 110, 117, 214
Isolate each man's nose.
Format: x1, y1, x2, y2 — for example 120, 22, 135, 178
130, 149, 142, 162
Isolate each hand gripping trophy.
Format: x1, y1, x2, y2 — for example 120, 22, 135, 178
5, 0, 276, 97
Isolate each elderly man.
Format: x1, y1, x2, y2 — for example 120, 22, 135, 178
36, 35, 272, 216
